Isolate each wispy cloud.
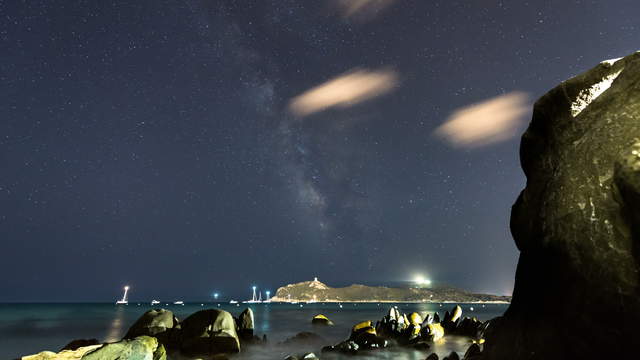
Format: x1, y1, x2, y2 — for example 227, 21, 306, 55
288, 68, 399, 117
333, 0, 396, 21
434, 92, 531, 148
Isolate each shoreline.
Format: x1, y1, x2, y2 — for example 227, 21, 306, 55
268, 299, 510, 304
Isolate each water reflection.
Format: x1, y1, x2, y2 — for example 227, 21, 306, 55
104, 306, 125, 343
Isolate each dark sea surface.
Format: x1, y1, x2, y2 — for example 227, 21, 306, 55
0, 302, 508, 359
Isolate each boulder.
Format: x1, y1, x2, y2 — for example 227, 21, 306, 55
483, 51, 640, 360
124, 309, 180, 348
238, 308, 254, 340
443, 351, 460, 360
179, 309, 240, 357
311, 314, 334, 326
450, 317, 483, 338
463, 343, 482, 360
350, 331, 389, 350
426, 353, 439, 360
21, 345, 101, 360
321, 340, 359, 355
81, 336, 165, 360
375, 307, 407, 339
442, 305, 462, 332
422, 323, 444, 342
408, 312, 423, 326
350, 320, 375, 339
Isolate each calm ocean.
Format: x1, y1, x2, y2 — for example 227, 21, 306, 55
0, 302, 508, 359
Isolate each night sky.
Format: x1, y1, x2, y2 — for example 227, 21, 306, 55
2, 0, 639, 302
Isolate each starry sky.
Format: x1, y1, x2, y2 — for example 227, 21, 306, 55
2, 0, 639, 302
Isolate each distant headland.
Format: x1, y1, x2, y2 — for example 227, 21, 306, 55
269, 278, 510, 303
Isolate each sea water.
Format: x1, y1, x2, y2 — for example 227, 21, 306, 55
0, 302, 508, 359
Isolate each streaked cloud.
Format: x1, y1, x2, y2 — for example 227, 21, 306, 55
434, 92, 531, 148
288, 68, 399, 117
333, 0, 396, 21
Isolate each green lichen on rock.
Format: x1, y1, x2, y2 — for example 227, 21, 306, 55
81, 336, 165, 360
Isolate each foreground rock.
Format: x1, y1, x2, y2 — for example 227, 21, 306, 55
82, 336, 165, 360
124, 309, 180, 348
237, 308, 254, 341
21, 345, 101, 360
179, 309, 240, 357
483, 51, 640, 359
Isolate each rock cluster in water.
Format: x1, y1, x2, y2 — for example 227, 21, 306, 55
317, 305, 487, 359
19, 304, 491, 360
20, 307, 262, 360
481, 51, 640, 360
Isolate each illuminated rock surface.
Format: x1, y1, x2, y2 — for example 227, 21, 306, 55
483, 51, 640, 359
178, 309, 240, 357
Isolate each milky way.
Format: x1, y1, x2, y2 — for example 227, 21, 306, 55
2, 0, 639, 301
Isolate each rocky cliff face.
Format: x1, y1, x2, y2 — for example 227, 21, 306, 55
483, 51, 640, 359
271, 279, 510, 303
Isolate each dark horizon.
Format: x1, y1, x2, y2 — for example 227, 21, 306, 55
2, 0, 639, 302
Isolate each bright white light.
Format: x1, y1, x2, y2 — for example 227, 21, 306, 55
414, 275, 431, 286
124, 286, 129, 290
252, 286, 256, 290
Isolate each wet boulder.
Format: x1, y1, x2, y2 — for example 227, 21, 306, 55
375, 307, 407, 339
483, 51, 640, 360
463, 343, 482, 360
422, 323, 444, 342
450, 317, 483, 338
443, 351, 460, 360
349, 320, 374, 339
311, 314, 334, 326
237, 308, 254, 340
179, 309, 240, 357
321, 340, 359, 355
124, 309, 180, 348
81, 336, 166, 360
441, 305, 462, 332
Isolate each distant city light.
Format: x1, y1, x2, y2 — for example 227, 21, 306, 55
213, 293, 219, 299
414, 275, 432, 286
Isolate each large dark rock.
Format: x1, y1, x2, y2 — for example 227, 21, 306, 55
179, 309, 240, 357
124, 309, 180, 348
237, 308, 254, 340
483, 51, 640, 359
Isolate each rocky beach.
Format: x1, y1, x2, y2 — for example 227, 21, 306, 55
19, 304, 492, 360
